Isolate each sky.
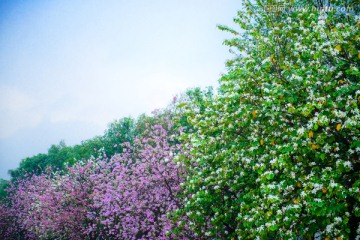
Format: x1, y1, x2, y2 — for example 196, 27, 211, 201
0, 0, 241, 179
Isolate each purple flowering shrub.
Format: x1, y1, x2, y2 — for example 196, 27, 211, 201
7, 162, 95, 240
88, 117, 188, 239
1, 113, 192, 239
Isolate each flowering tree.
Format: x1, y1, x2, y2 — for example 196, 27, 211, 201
2, 110, 191, 239
7, 161, 97, 240
88, 114, 191, 239
174, 0, 360, 239
0, 201, 29, 239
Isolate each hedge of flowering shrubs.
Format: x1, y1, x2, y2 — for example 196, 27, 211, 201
1, 0, 359, 239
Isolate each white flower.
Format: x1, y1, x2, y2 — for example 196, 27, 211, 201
334, 217, 342, 223
297, 127, 305, 135
318, 19, 325, 25
330, 180, 338, 188
326, 223, 334, 233
344, 161, 352, 169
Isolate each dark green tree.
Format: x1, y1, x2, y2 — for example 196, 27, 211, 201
102, 117, 136, 157
0, 179, 9, 200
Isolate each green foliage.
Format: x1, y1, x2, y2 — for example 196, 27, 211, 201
8, 117, 138, 182
135, 113, 157, 136
174, 0, 360, 239
102, 117, 136, 157
175, 87, 214, 133
47, 141, 72, 170
0, 179, 9, 201
8, 154, 48, 179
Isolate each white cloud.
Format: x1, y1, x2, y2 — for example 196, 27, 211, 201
0, 87, 43, 138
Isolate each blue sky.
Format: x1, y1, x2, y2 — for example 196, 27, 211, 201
0, 0, 241, 179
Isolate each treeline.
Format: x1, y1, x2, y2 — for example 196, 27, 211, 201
8, 117, 136, 179
1, 0, 359, 239
0, 87, 212, 200
0, 116, 137, 199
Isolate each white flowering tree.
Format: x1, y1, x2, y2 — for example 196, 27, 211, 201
173, 0, 360, 239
